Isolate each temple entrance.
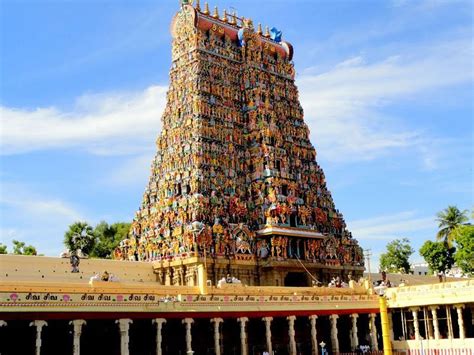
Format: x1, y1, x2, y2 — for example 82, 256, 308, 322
284, 272, 308, 287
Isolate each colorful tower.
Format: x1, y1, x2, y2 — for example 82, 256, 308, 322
116, 2, 364, 286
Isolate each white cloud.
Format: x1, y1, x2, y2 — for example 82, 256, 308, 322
348, 211, 435, 241
298, 37, 472, 163
0, 85, 167, 155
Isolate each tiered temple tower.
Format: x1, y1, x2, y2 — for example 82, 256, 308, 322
116, 1, 364, 286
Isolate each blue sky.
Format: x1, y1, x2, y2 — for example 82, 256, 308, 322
1, 0, 472, 269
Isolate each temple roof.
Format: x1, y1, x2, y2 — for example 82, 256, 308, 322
171, 3, 294, 60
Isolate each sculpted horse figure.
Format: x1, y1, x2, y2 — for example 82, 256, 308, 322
235, 235, 252, 254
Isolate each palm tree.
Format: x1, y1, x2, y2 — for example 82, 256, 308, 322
64, 221, 95, 256
436, 206, 468, 246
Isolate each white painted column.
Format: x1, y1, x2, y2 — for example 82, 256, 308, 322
287, 315, 297, 355
329, 314, 339, 354
116, 319, 133, 355
410, 308, 420, 341
369, 313, 379, 351
29, 320, 47, 355
309, 315, 318, 355
182, 318, 194, 354
262, 317, 273, 355
152, 318, 167, 355
350, 313, 359, 351
446, 306, 454, 339
455, 304, 465, 339
430, 306, 440, 340
211, 318, 224, 355
237, 317, 249, 355
69, 319, 86, 355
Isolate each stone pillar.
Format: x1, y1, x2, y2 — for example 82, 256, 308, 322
211, 318, 224, 355
237, 317, 249, 355
69, 319, 86, 355
446, 306, 454, 339
455, 304, 465, 339
157, 269, 164, 284
116, 319, 133, 355
153, 318, 167, 355
369, 313, 378, 351
410, 308, 420, 341
197, 264, 207, 294
165, 269, 172, 285
329, 314, 339, 354
262, 317, 273, 355
29, 320, 47, 355
287, 316, 297, 355
350, 313, 359, 351
309, 315, 318, 355
182, 318, 194, 354
430, 306, 440, 340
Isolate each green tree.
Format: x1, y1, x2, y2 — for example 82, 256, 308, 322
436, 206, 468, 246
64, 222, 95, 255
89, 221, 130, 259
0, 243, 8, 254
419, 240, 455, 275
452, 224, 474, 276
12, 240, 38, 255
379, 238, 414, 273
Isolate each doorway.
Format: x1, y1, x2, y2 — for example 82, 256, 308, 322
284, 272, 308, 287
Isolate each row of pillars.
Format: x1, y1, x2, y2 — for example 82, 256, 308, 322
409, 304, 466, 341
6, 313, 379, 355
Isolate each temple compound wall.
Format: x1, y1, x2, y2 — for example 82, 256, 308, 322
1, 255, 473, 354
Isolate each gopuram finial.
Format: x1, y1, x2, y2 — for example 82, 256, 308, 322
257, 23, 263, 35
243, 17, 254, 31
264, 26, 271, 38
230, 11, 237, 25
213, 6, 219, 18
195, 0, 201, 11
203, 2, 210, 15
222, 9, 228, 22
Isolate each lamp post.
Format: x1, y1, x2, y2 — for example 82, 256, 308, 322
319, 341, 326, 355
364, 249, 372, 285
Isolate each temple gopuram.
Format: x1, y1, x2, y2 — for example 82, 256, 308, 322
1, 2, 473, 355
114, 0, 364, 288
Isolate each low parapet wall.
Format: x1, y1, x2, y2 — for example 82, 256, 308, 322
0, 255, 157, 283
